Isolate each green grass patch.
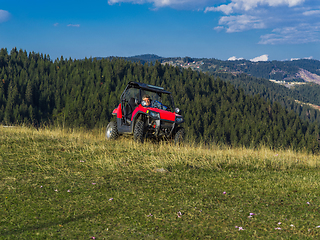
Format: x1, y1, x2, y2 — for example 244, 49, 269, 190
1, 126, 320, 239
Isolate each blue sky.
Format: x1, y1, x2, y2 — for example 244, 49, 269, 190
0, 0, 319, 61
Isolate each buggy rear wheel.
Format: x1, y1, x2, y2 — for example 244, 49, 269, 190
106, 121, 119, 140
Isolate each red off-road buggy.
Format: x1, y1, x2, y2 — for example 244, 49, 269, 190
106, 81, 184, 143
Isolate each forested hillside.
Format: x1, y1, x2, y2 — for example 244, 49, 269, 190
211, 72, 320, 124
292, 83, 320, 106
0, 48, 319, 152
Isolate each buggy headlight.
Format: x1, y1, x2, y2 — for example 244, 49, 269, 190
175, 116, 184, 123
149, 110, 160, 119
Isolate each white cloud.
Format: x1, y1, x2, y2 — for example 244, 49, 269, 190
67, 24, 80, 27
218, 14, 265, 32
206, 0, 320, 45
107, 0, 320, 45
250, 54, 269, 62
53, 23, 59, 27
259, 23, 320, 44
228, 56, 244, 61
213, 25, 224, 31
0, 10, 10, 23
303, 9, 320, 16
205, 3, 235, 14
205, 0, 305, 14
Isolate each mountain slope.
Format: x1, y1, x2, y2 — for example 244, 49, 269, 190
0, 48, 319, 151
297, 69, 320, 84
125, 54, 320, 83
158, 56, 320, 82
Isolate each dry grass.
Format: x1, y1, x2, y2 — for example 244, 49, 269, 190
2, 125, 318, 172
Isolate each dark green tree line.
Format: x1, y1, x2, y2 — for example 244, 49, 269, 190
0, 48, 319, 152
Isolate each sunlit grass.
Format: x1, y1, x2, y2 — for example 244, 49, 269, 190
1, 125, 320, 239
2, 125, 317, 172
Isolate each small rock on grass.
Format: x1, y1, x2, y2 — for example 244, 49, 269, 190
153, 168, 168, 173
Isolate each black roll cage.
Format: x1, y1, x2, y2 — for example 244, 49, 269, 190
120, 81, 175, 109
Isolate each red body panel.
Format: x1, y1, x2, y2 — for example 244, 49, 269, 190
150, 107, 176, 121
114, 103, 181, 122
130, 105, 180, 122
130, 105, 146, 120
112, 104, 122, 119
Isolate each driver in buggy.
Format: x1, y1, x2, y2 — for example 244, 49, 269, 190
142, 95, 152, 107
142, 94, 168, 110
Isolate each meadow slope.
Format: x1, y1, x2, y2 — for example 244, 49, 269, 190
1, 126, 320, 239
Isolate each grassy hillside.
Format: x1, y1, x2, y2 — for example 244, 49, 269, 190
2, 126, 320, 239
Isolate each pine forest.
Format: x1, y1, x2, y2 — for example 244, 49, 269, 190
0, 47, 319, 152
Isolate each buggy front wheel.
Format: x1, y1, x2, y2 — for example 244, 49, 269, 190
106, 121, 119, 140
174, 127, 185, 145
134, 121, 145, 143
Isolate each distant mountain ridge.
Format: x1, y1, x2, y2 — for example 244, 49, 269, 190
123, 54, 320, 83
